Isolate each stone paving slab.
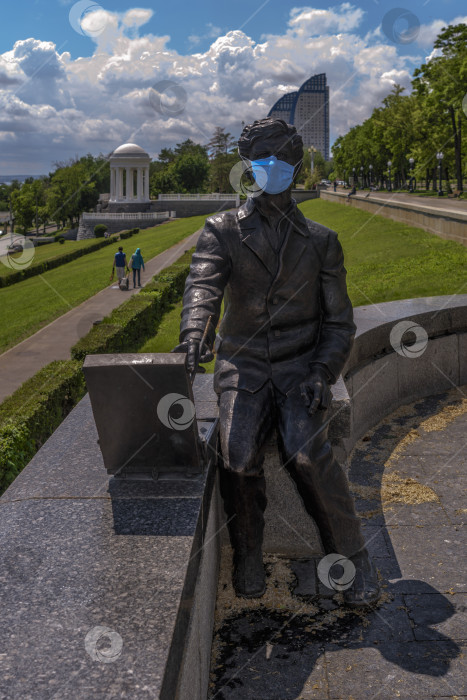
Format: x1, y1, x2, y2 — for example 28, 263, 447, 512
209, 388, 467, 699
325, 641, 466, 699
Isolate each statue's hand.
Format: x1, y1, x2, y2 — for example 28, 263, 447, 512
299, 367, 332, 415
172, 336, 214, 373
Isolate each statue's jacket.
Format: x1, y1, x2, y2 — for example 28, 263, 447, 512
180, 197, 356, 395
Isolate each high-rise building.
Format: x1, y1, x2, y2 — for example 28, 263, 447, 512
268, 73, 330, 161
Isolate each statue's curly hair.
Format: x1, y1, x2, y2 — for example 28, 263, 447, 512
238, 118, 303, 164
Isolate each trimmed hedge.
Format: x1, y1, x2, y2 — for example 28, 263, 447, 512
0, 360, 86, 494
0, 228, 141, 288
71, 248, 193, 361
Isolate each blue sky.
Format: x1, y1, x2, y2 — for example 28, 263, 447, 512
0, 0, 466, 173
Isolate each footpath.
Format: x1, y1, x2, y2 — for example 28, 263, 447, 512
338, 188, 467, 214
0, 227, 202, 403
210, 386, 467, 699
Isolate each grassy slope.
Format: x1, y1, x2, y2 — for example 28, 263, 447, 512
0, 236, 113, 280
0, 216, 208, 354
140, 199, 467, 371
300, 199, 466, 306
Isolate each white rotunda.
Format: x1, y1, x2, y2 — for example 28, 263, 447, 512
109, 143, 151, 210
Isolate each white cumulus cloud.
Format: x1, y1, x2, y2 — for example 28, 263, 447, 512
0, 3, 457, 172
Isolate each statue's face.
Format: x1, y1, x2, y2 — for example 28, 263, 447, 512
247, 134, 297, 167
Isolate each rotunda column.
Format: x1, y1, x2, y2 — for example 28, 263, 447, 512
126, 168, 132, 200
137, 168, 143, 202
144, 166, 150, 200
118, 168, 124, 200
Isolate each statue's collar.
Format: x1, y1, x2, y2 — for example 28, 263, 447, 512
237, 196, 309, 237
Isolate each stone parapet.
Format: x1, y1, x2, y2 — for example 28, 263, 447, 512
320, 189, 467, 245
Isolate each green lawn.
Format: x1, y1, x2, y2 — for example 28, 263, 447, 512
300, 199, 466, 306
139, 199, 466, 366
0, 235, 113, 280
139, 301, 220, 374
0, 216, 208, 354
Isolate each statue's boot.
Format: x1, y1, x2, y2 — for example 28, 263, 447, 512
280, 437, 381, 607
220, 470, 267, 598
344, 551, 381, 608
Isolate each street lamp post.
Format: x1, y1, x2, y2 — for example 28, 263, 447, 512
360, 165, 364, 189
369, 164, 373, 188
437, 152, 444, 196
343, 169, 347, 189
408, 157, 415, 193
352, 167, 356, 188
308, 146, 315, 174
387, 160, 392, 192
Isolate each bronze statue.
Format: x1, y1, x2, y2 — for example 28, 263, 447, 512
173, 118, 380, 607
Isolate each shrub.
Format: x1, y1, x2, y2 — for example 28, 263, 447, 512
58, 237, 65, 244
94, 224, 108, 238
119, 228, 140, 239
0, 360, 86, 494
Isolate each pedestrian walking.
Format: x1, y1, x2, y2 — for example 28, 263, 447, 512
129, 247, 145, 288
111, 246, 129, 284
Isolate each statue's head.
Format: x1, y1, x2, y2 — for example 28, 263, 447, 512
238, 118, 303, 165
238, 118, 303, 195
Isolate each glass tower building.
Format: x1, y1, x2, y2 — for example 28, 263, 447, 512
268, 73, 330, 161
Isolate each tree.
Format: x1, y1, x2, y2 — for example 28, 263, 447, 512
206, 128, 238, 193
11, 186, 35, 233
149, 140, 210, 195
412, 23, 467, 191
174, 152, 209, 193
46, 161, 98, 227
206, 128, 236, 158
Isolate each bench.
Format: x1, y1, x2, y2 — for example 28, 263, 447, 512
447, 189, 463, 198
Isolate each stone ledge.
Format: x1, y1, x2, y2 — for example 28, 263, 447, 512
0, 379, 219, 700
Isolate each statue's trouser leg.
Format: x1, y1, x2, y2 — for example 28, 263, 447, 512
218, 384, 275, 597
275, 384, 368, 564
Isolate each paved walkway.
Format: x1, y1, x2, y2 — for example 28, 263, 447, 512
210, 386, 467, 699
0, 228, 202, 403
335, 187, 467, 215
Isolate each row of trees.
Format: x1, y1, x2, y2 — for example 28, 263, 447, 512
149, 128, 334, 197
0, 155, 110, 233
331, 24, 467, 192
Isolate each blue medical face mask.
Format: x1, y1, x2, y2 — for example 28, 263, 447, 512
248, 155, 299, 194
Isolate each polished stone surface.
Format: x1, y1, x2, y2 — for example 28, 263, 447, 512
0, 376, 219, 700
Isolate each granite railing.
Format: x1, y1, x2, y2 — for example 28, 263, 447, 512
0, 295, 465, 698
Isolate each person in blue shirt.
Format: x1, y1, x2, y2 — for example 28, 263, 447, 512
111, 246, 129, 284
129, 247, 145, 288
